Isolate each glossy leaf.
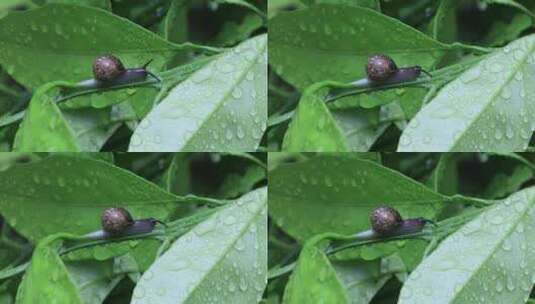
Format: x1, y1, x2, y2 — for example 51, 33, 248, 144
0, 155, 178, 242
129, 34, 267, 152
484, 13, 532, 46
398, 34, 535, 152
131, 187, 267, 304
0, 4, 182, 89
268, 155, 445, 242
331, 108, 389, 151
399, 186, 535, 303
283, 236, 347, 304
13, 82, 80, 152
301, 0, 380, 10
269, 4, 450, 90
16, 234, 82, 304
282, 83, 348, 152
430, 0, 457, 43
45, 0, 111, 10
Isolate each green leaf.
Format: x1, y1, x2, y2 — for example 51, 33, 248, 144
131, 187, 267, 304
482, 0, 535, 19
44, 0, 111, 10
398, 34, 535, 152
128, 34, 267, 152
484, 13, 532, 46
62, 108, 119, 151
164, 0, 189, 44
330, 108, 389, 151
282, 83, 348, 152
16, 234, 82, 304
13, 82, 80, 152
0, 155, 177, 242
268, 155, 445, 242
484, 165, 532, 199
214, 14, 264, 47
399, 186, 535, 303
0, 4, 183, 89
300, 0, 380, 10
283, 236, 347, 304
65, 259, 124, 304
429, 0, 458, 43
269, 4, 450, 91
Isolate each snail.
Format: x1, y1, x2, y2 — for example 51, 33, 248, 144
85, 207, 165, 240
351, 205, 432, 240
92, 54, 161, 85
365, 54, 431, 84
73, 55, 160, 91
325, 54, 433, 101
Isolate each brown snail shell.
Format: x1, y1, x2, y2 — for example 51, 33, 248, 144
101, 207, 134, 235
92, 55, 126, 82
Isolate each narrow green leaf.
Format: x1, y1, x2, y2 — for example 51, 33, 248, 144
131, 188, 267, 304
0, 155, 178, 242
0, 4, 183, 89
268, 155, 445, 242
269, 4, 450, 91
430, 0, 458, 43
282, 83, 348, 152
16, 234, 82, 304
399, 186, 535, 303
398, 34, 535, 152
129, 34, 267, 152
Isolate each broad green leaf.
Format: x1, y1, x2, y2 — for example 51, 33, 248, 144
283, 236, 347, 304
398, 34, 535, 152
269, 4, 450, 91
128, 35, 267, 152
131, 188, 267, 304
0, 155, 177, 242
283, 84, 348, 151
399, 186, 535, 303
16, 234, 82, 304
0, 4, 183, 89
268, 155, 445, 242
13, 82, 80, 152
